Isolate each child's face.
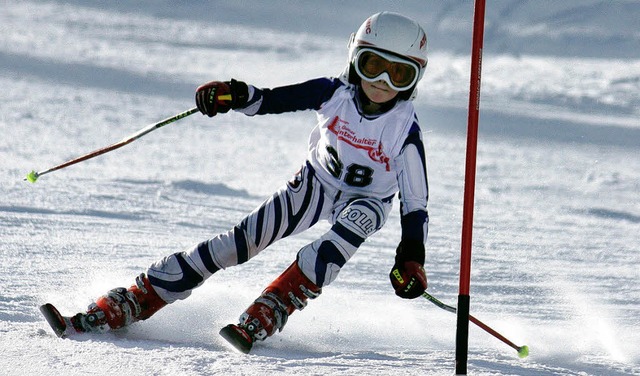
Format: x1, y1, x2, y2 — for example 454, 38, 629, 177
361, 80, 399, 104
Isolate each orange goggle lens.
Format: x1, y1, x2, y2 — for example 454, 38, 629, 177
355, 49, 418, 90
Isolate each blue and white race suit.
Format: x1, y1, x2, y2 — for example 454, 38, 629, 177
148, 77, 429, 303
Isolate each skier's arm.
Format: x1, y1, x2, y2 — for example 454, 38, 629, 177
195, 77, 344, 117
397, 124, 429, 245
389, 122, 429, 299
238, 77, 344, 115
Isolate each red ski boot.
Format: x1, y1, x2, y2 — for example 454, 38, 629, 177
40, 273, 167, 337
220, 261, 321, 353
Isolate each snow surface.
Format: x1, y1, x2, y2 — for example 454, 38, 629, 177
1, 1, 639, 375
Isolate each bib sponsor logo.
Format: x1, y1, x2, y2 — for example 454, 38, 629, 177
327, 116, 390, 171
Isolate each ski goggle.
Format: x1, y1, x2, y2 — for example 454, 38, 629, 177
354, 48, 420, 91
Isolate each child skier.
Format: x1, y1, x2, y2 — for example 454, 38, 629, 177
41, 11, 430, 353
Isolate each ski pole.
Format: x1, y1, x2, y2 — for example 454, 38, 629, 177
422, 292, 529, 358
23, 104, 216, 183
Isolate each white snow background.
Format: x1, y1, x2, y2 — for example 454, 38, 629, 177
1, 1, 639, 375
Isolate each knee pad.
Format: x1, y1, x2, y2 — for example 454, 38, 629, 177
297, 198, 389, 287
335, 198, 387, 239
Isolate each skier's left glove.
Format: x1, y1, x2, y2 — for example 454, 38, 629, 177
195, 79, 249, 117
389, 240, 427, 299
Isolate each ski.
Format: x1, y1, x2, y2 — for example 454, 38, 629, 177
39, 303, 76, 338
219, 324, 254, 354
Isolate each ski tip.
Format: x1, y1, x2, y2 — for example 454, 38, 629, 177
39, 303, 68, 338
219, 324, 253, 354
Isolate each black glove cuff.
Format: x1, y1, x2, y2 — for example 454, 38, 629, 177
395, 239, 425, 265
227, 79, 249, 109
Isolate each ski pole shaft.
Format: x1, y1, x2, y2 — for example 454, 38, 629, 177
422, 292, 528, 358
25, 106, 202, 183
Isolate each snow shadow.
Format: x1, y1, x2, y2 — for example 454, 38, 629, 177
0, 51, 196, 100
422, 104, 640, 148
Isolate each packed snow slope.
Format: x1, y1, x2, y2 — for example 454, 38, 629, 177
1, 1, 639, 375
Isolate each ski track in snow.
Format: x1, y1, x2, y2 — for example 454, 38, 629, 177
1, 1, 639, 375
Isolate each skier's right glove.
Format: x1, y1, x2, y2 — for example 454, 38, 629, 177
195, 79, 249, 117
389, 240, 427, 299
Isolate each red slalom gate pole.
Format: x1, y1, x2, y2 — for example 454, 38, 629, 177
456, 0, 487, 375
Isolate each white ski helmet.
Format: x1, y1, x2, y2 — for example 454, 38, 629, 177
344, 12, 428, 100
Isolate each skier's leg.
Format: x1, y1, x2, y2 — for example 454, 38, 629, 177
147, 163, 329, 304
298, 197, 392, 287
230, 197, 391, 349
65, 164, 328, 334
